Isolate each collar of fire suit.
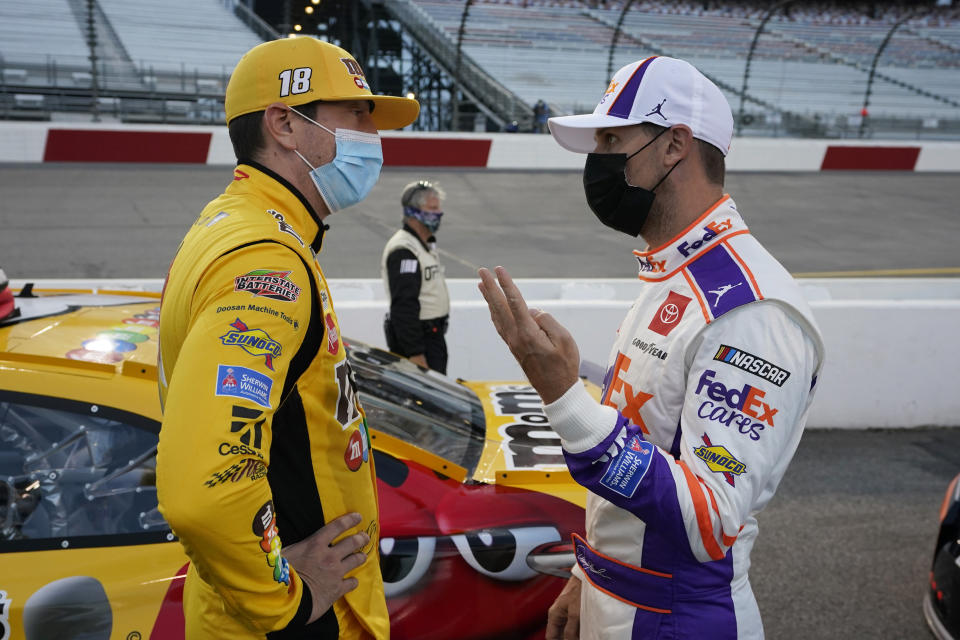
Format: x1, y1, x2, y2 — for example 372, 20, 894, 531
401, 223, 435, 251
632, 194, 749, 282
231, 160, 329, 254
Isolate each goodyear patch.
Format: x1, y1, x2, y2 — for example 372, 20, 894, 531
220, 318, 282, 370
694, 435, 746, 486
600, 435, 653, 498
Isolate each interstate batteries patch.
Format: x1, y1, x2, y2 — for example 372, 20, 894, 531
234, 269, 302, 302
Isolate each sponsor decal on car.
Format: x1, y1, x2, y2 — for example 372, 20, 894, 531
694, 369, 778, 441
96, 329, 149, 343
252, 501, 291, 588
491, 385, 565, 469
677, 218, 733, 258
599, 434, 653, 498
205, 458, 267, 488
713, 344, 791, 387
220, 318, 283, 370
215, 365, 272, 408
693, 434, 746, 486
234, 270, 302, 302
647, 290, 691, 337
66, 307, 160, 363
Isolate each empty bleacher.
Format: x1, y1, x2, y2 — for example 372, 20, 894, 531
97, 0, 262, 87
412, 0, 960, 131
0, 0, 90, 71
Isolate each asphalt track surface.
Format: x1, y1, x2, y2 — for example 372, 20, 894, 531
2, 164, 960, 279
3, 164, 960, 638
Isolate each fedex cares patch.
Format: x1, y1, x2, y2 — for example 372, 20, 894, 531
600, 435, 653, 498
234, 269, 302, 302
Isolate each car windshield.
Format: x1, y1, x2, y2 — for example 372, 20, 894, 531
346, 342, 487, 476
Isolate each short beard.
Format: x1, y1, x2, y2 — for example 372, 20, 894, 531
639, 185, 677, 249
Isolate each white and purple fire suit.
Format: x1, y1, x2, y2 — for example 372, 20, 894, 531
544, 195, 824, 639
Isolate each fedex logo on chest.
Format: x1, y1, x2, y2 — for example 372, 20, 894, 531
602, 352, 655, 434
678, 218, 733, 257
695, 369, 778, 427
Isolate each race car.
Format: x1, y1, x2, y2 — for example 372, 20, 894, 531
925, 472, 960, 640
0, 282, 588, 640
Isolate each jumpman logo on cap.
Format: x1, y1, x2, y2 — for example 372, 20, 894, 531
645, 98, 667, 120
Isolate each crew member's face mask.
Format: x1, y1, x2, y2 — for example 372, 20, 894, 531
582, 127, 678, 237
403, 205, 443, 233
292, 108, 383, 213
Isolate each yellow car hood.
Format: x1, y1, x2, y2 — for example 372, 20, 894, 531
0, 290, 161, 371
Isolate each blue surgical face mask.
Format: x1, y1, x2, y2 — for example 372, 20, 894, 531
291, 109, 383, 213
403, 205, 443, 234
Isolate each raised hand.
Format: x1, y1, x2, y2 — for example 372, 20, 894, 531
478, 266, 580, 405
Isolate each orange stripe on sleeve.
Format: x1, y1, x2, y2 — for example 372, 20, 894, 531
702, 482, 740, 546
675, 460, 726, 561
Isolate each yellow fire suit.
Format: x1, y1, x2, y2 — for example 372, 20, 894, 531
157, 162, 387, 639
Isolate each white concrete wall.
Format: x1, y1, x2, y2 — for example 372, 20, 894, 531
2, 122, 960, 171
15, 277, 960, 429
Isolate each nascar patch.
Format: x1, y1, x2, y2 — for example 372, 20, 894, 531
600, 435, 653, 498
216, 365, 272, 409
713, 344, 791, 387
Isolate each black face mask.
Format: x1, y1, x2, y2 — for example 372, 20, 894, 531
582, 128, 679, 237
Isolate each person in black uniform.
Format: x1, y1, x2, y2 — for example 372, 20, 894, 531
380, 180, 451, 374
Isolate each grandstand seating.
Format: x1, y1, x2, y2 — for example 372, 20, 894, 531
412, 0, 960, 124
0, 0, 90, 69
97, 0, 261, 79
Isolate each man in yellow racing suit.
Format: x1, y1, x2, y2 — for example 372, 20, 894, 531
156, 37, 418, 638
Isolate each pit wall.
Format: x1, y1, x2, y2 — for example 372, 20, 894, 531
14, 277, 960, 429
1, 122, 959, 171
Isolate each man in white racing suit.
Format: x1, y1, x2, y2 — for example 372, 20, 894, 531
478, 56, 824, 639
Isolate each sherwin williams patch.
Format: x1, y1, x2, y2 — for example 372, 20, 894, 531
215, 365, 272, 408
600, 435, 654, 498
